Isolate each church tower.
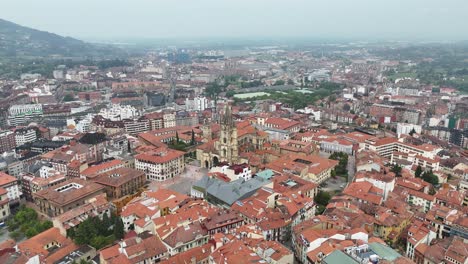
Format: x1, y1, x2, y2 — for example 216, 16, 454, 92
200, 119, 212, 143
219, 104, 238, 164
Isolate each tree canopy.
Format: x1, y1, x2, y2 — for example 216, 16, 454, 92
231, 81, 343, 110
390, 164, 402, 177
68, 213, 122, 249
329, 152, 348, 177
7, 205, 53, 240
314, 191, 332, 214
421, 170, 439, 186
273, 80, 285, 86
415, 165, 423, 178
204, 82, 222, 101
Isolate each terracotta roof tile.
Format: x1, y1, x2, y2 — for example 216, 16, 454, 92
81, 159, 124, 177
135, 149, 184, 164
160, 244, 211, 264
18, 228, 78, 263
0, 172, 17, 186
343, 182, 383, 205
92, 167, 145, 187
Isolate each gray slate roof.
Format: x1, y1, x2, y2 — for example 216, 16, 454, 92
193, 175, 270, 206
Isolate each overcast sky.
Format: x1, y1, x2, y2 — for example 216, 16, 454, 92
1, 0, 467, 41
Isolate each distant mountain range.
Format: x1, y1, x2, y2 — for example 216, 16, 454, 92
0, 18, 120, 58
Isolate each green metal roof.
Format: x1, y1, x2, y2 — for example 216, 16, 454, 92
323, 250, 359, 264
369, 242, 402, 261
256, 169, 274, 180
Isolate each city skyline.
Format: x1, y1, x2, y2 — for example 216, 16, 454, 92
0, 1, 467, 263
1, 0, 467, 42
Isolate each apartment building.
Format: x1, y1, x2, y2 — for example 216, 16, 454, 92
135, 149, 185, 181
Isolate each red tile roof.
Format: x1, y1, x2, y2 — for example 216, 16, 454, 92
162, 221, 208, 247
343, 182, 383, 205
18, 228, 78, 263
92, 167, 145, 187
135, 149, 184, 164
0, 172, 17, 186
33, 178, 105, 207
160, 244, 211, 264
0, 187, 8, 196
81, 159, 124, 177
373, 137, 399, 146
408, 189, 435, 202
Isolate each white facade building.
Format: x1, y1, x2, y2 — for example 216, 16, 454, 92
190, 187, 205, 199
407, 191, 435, 213
320, 138, 354, 155
210, 164, 252, 181
75, 114, 95, 133
397, 123, 422, 138
53, 70, 64, 79
355, 86, 367, 94
428, 117, 445, 126
99, 104, 139, 121
8, 104, 43, 126
185, 96, 211, 111
38, 165, 63, 179
163, 112, 176, 128
5, 184, 21, 202
135, 150, 185, 181
0, 172, 22, 202
124, 120, 150, 135
297, 107, 321, 121
15, 128, 37, 147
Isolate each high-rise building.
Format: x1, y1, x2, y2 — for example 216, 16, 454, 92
8, 104, 43, 126
15, 127, 37, 147
0, 131, 16, 153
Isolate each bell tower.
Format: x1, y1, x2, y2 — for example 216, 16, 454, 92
219, 104, 238, 164
200, 119, 212, 142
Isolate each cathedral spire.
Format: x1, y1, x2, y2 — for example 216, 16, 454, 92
221, 103, 234, 127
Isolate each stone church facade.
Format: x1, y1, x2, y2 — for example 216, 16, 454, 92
196, 104, 268, 169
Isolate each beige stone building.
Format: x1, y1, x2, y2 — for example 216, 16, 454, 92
197, 105, 268, 168
34, 178, 105, 217
0, 187, 10, 221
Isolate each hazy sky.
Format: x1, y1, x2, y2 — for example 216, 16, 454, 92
1, 0, 467, 41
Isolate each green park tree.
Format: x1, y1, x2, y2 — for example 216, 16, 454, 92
390, 164, 402, 177
191, 130, 195, 145
314, 191, 332, 206
415, 165, 423, 178
422, 170, 439, 186
114, 217, 125, 240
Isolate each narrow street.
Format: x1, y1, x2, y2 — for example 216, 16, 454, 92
347, 154, 355, 183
